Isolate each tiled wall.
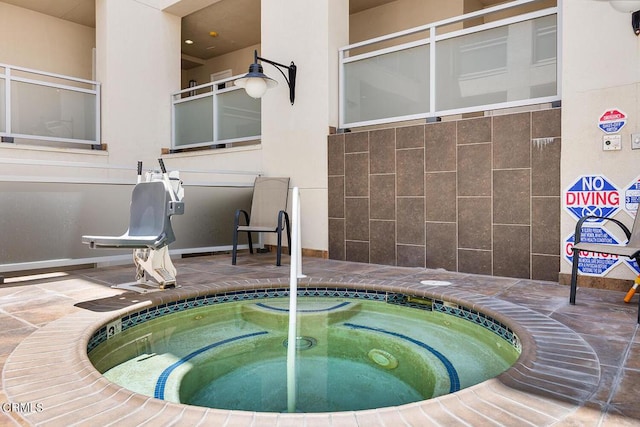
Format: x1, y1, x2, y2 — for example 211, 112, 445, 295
328, 109, 561, 281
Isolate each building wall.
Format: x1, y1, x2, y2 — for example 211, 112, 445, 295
560, 0, 640, 283
0, 2, 95, 78
328, 108, 561, 281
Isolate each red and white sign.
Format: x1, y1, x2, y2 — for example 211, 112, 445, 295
598, 109, 627, 134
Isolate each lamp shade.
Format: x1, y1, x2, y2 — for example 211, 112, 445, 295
610, 1, 640, 13
234, 63, 278, 99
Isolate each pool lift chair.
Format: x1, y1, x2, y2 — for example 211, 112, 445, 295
569, 213, 640, 323
82, 159, 185, 292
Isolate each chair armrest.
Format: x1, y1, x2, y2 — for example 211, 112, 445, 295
574, 215, 631, 244
234, 209, 250, 228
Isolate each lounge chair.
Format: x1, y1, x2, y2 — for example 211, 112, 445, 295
569, 213, 640, 323
232, 177, 291, 266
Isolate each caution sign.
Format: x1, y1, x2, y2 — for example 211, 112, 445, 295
598, 109, 627, 134
564, 228, 622, 276
624, 258, 640, 275
624, 175, 640, 217
565, 175, 620, 222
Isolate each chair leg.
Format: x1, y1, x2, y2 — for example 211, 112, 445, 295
232, 227, 238, 265
570, 249, 580, 304
276, 227, 283, 266
248, 232, 253, 254
284, 212, 291, 254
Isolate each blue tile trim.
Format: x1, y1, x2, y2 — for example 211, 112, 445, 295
154, 330, 269, 400
255, 301, 352, 313
344, 322, 460, 393
86, 287, 519, 355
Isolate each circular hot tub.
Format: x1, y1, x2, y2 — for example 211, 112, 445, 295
88, 287, 520, 413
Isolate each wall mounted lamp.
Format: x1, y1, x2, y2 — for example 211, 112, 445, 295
608, 1, 640, 34
234, 50, 297, 105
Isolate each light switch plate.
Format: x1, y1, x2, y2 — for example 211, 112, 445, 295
632, 133, 640, 150
603, 134, 621, 151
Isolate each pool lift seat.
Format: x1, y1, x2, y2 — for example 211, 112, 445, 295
82, 160, 185, 292
569, 213, 640, 323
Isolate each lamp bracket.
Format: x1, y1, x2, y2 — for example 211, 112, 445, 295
254, 50, 297, 105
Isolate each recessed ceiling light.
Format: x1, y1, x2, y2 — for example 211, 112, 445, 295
184, 39, 194, 45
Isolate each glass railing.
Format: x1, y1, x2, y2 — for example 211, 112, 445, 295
0, 64, 100, 146
171, 76, 261, 150
339, 0, 559, 128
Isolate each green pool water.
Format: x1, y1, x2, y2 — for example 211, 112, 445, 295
89, 296, 519, 413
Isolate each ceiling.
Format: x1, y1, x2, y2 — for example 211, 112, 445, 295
1, 0, 510, 68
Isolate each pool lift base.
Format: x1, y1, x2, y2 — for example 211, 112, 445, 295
111, 246, 179, 293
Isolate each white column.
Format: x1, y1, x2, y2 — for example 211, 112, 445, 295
260, 0, 349, 254
95, 0, 181, 166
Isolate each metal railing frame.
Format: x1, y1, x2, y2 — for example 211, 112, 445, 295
0, 63, 100, 146
171, 74, 261, 150
339, 0, 561, 129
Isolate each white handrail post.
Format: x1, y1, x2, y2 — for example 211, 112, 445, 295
286, 186, 300, 413
296, 188, 305, 278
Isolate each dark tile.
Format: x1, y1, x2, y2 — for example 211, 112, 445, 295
396, 125, 424, 149
493, 169, 530, 225
370, 129, 395, 174
532, 137, 561, 197
458, 144, 491, 197
370, 175, 395, 220
328, 134, 345, 176
457, 117, 491, 144
494, 224, 530, 278
345, 152, 369, 197
458, 249, 492, 275
426, 222, 457, 270
397, 245, 425, 267
493, 112, 531, 169
345, 131, 368, 153
370, 220, 396, 265
532, 108, 561, 138
328, 176, 344, 218
532, 196, 560, 255
345, 197, 369, 241
397, 148, 424, 197
425, 121, 456, 172
328, 218, 345, 260
458, 197, 491, 250
531, 254, 560, 282
346, 240, 369, 263
426, 171, 456, 222
397, 197, 425, 245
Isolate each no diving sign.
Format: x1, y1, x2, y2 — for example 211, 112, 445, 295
598, 109, 627, 134
565, 175, 620, 222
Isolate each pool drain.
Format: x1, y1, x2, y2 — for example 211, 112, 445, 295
368, 349, 398, 369
283, 336, 317, 350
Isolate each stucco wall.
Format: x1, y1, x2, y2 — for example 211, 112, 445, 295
560, 0, 640, 283
0, 2, 95, 78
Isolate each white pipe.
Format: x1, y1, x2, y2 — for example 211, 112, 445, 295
286, 187, 300, 413
296, 188, 306, 278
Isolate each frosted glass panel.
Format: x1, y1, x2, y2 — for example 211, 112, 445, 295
0, 78, 5, 132
217, 89, 261, 141
436, 15, 556, 111
174, 96, 214, 147
344, 44, 430, 124
11, 81, 96, 140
